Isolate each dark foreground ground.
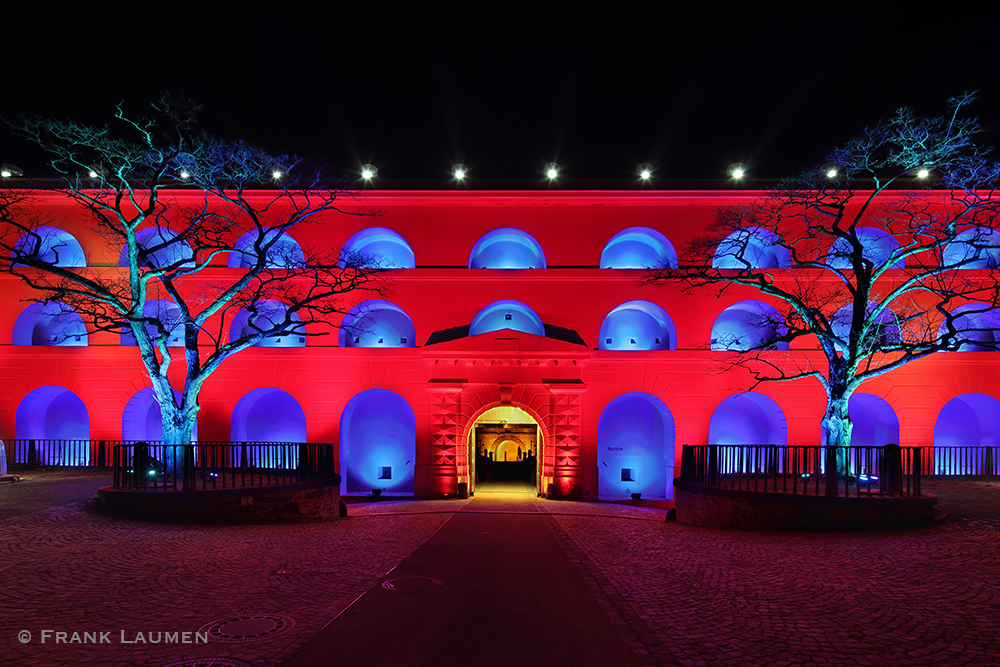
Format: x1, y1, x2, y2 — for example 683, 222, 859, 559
0, 472, 997, 667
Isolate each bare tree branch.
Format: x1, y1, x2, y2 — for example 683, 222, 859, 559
1, 95, 386, 445
645, 94, 1000, 455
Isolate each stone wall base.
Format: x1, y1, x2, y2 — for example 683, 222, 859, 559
97, 478, 342, 523
674, 479, 937, 531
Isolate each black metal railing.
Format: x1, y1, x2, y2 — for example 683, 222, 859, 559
679, 444, 923, 497
105, 441, 337, 491
7, 439, 106, 467
924, 445, 999, 476
5, 438, 999, 488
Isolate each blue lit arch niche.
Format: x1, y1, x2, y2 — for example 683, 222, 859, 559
938, 303, 1000, 351
121, 300, 184, 347
15, 386, 90, 465
469, 300, 545, 337
844, 393, 899, 447
228, 230, 305, 269
339, 300, 416, 347
339, 227, 415, 268
118, 228, 194, 268
122, 387, 198, 441
469, 228, 546, 269
710, 300, 788, 351
600, 227, 678, 269
942, 227, 1000, 269
709, 393, 787, 446
13, 227, 86, 267
597, 393, 675, 500
599, 301, 676, 350
340, 389, 416, 495
230, 301, 306, 348
826, 227, 904, 270
230, 388, 306, 469
934, 393, 1000, 473
713, 227, 791, 269
12, 302, 87, 346
230, 387, 307, 442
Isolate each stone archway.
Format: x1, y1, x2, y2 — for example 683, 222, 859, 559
467, 406, 541, 493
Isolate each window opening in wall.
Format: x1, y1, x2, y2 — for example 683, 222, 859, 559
339, 300, 417, 349
468, 228, 547, 269
600, 227, 678, 269
598, 300, 676, 351
229, 230, 305, 269
469, 300, 546, 337
340, 227, 416, 269
621, 468, 635, 482
710, 300, 789, 352
228, 300, 306, 348
379, 466, 392, 480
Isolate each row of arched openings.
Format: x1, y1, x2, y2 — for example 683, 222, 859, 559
16, 225, 1000, 271
15, 386, 998, 486
13, 228, 307, 270
15, 297, 1000, 353
12, 225, 676, 270
10, 299, 306, 348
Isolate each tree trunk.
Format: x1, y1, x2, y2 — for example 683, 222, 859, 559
159, 400, 199, 490
821, 395, 853, 493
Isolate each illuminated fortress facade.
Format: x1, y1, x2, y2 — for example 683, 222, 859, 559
2, 189, 998, 499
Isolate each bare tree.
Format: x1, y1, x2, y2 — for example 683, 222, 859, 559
1, 96, 386, 450
646, 94, 1000, 468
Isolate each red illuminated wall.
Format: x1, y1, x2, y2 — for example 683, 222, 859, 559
1, 190, 997, 500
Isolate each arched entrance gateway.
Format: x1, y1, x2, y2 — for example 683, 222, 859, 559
467, 406, 541, 495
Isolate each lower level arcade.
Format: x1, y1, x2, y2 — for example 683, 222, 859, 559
3, 328, 1000, 500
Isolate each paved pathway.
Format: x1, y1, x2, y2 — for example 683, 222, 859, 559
0, 470, 112, 520
284, 479, 646, 667
0, 474, 997, 666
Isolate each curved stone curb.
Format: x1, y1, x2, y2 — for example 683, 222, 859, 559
674, 478, 938, 530
96, 478, 342, 523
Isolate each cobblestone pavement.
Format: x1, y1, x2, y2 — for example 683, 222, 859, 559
0, 471, 112, 520
0, 475, 997, 666
0, 496, 452, 667
544, 480, 1000, 667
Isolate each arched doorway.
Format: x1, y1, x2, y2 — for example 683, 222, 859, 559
15, 386, 91, 465
597, 392, 675, 500
709, 392, 787, 446
847, 393, 899, 447
123, 387, 198, 441
230, 388, 306, 469
340, 389, 416, 496
934, 393, 1000, 474
468, 405, 541, 495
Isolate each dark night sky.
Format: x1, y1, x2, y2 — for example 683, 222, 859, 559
4, 3, 1000, 183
